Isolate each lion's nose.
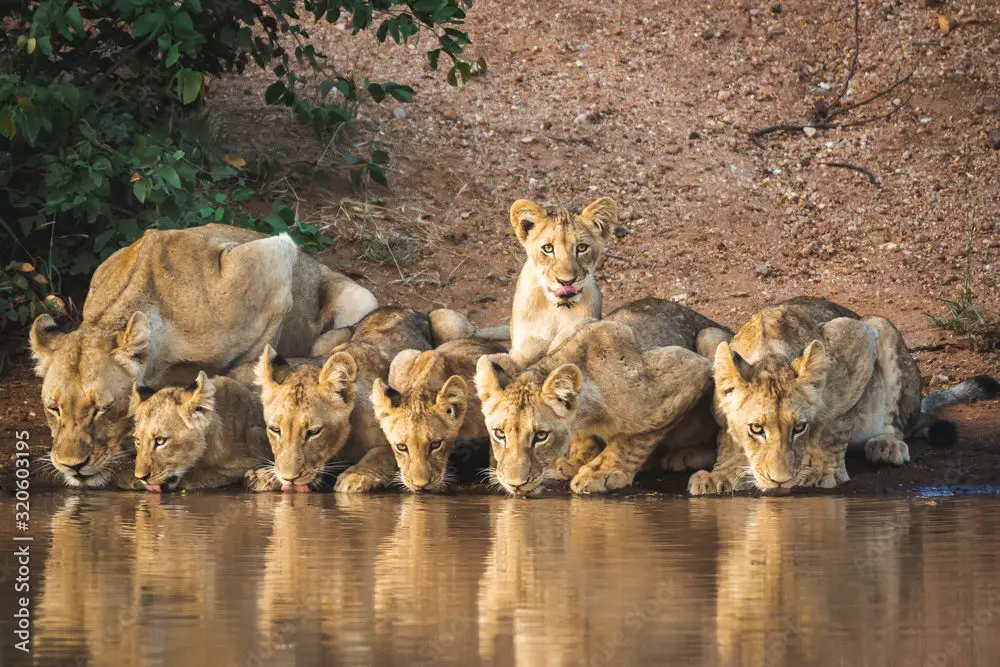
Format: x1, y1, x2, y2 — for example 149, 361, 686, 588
557, 275, 577, 286
67, 457, 90, 473
136, 472, 149, 482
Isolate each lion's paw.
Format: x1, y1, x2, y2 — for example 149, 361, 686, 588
550, 456, 584, 481
570, 462, 631, 495
334, 467, 380, 494
865, 436, 910, 466
687, 470, 734, 496
796, 464, 849, 489
662, 448, 716, 472
244, 468, 282, 493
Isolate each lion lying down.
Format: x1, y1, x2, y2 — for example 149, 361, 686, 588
30, 224, 377, 488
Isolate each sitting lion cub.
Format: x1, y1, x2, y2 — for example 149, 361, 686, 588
129, 371, 270, 491
370, 339, 506, 492
507, 197, 615, 365
476, 319, 714, 496
689, 297, 1000, 495
253, 307, 436, 493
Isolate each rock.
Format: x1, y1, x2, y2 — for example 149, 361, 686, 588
471, 293, 497, 304
574, 113, 590, 124
880, 242, 900, 252
930, 374, 950, 387
392, 107, 408, 119
665, 145, 682, 155
938, 14, 955, 33
442, 109, 459, 121
688, 130, 701, 140
520, 135, 536, 144
613, 225, 631, 238
756, 261, 774, 278
729, 291, 750, 298
771, 3, 783, 13
987, 131, 1000, 150
803, 126, 817, 138
670, 292, 693, 305
717, 90, 731, 102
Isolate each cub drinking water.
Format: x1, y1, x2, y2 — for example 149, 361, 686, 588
689, 297, 1000, 495
129, 371, 271, 491
371, 338, 506, 492
253, 307, 437, 493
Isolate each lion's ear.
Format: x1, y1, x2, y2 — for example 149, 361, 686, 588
713, 342, 747, 396
475, 355, 513, 402
112, 312, 151, 377
510, 199, 546, 244
792, 340, 828, 391
129, 382, 156, 416
320, 352, 357, 403
579, 196, 616, 240
256, 344, 278, 390
181, 371, 216, 425
29, 314, 64, 377
370, 378, 402, 421
436, 375, 468, 422
541, 364, 583, 417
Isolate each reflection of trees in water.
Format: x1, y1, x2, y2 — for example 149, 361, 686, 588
27, 495, 1000, 667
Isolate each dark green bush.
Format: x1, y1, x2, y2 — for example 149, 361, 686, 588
0, 0, 478, 345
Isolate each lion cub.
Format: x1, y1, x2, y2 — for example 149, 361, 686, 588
370, 339, 506, 492
476, 319, 714, 496
507, 197, 615, 365
689, 297, 1000, 495
253, 307, 436, 493
129, 371, 270, 491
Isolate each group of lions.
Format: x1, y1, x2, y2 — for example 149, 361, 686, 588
29, 199, 999, 496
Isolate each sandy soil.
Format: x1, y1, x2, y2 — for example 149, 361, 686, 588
2, 0, 998, 493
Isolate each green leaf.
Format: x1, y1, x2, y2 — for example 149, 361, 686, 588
36, 37, 54, 57
158, 165, 181, 189
366, 83, 386, 103
427, 49, 442, 70
265, 81, 287, 105
387, 84, 414, 103
66, 5, 85, 35
176, 69, 202, 104
133, 12, 165, 38
133, 179, 152, 203
186, 0, 203, 12
368, 163, 387, 186
371, 149, 390, 164
165, 44, 180, 67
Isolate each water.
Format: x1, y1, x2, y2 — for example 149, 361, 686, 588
2, 492, 1000, 667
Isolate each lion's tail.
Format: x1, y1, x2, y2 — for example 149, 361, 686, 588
472, 326, 511, 342
917, 375, 1000, 447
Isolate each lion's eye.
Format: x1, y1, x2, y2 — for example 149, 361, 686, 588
492, 428, 506, 442
576, 243, 589, 254
748, 423, 765, 436
46, 404, 60, 416
268, 425, 281, 436
532, 431, 550, 445
395, 443, 408, 454
306, 426, 323, 439
792, 421, 808, 435
428, 439, 443, 452
153, 436, 169, 449
541, 243, 554, 255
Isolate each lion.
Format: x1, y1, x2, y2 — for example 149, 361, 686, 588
370, 338, 506, 492
128, 371, 271, 491
253, 306, 437, 493
689, 297, 1000, 495
29, 223, 377, 488
476, 317, 714, 496
506, 197, 616, 365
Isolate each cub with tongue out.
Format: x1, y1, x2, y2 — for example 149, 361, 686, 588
507, 197, 616, 366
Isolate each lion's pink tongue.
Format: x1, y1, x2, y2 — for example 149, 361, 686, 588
555, 285, 579, 297
294, 485, 310, 493
281, 484, 292, 492
144, 484, 162, 493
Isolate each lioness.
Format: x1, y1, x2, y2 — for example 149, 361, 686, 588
507, 197, 616, 365
253, 307, 436, 493
476, 317, 714, 496
128, 371, 270, 491
29, 224, 377, 487
370, 338, 506, 492
689, 297, 1000, 495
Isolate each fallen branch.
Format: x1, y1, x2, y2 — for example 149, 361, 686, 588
749, 0, 915, 143
821, 161, 881, 187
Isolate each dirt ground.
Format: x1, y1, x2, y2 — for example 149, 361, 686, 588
2, 0, 999, 494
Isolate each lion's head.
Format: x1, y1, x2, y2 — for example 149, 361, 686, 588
510, 197, 615, 308
713, 340, 828, 491
30, 312, 151, 487
256, 345, 355, 488
129, 371, 217, 491
370, 350, 468, 493
475, 355, 583, 496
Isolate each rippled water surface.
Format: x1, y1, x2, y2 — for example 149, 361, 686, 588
2, 492, 1000, 667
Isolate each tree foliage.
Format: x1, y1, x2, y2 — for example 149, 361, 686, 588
0, 0, 477, 340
